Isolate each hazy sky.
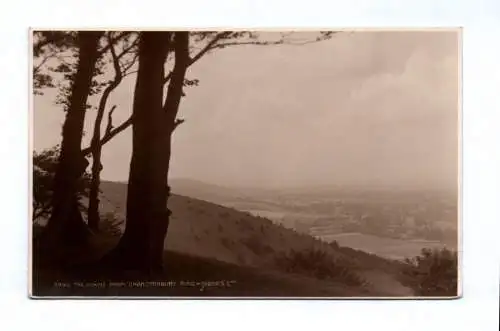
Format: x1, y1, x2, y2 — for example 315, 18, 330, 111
33, 30, 459, 190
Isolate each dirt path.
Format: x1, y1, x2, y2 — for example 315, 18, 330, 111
362, 270, 414, 297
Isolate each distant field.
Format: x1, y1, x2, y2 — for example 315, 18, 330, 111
243, 209, 287, 221
318, 232, 448, 260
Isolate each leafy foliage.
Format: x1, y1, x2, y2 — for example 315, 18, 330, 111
98, 212, 124, 238
275, 248, 367, 286
33, 31, 137, 105
402, 247, 458, 296
32, 146, 91, 221
33, 31, 78, 95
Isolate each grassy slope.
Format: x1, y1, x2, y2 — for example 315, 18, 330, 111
32, 181, 414, 297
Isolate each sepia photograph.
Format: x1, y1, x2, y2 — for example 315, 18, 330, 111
30, 29, 460, 298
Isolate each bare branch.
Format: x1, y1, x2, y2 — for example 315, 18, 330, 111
122, 52, 139, 74
82, 31, 340, 155
162, 32, 230, 85
81, 115, 132, 156
33, 54, 51, 75
212, 31, 341, 49
173, 118, 185, 131
105, 105, 117, 135
97, 31, 133, 56
123, 70, 138, 78
163, 71, 173, 85
190, 32, 232, 64
89, 32, 123, 152
108, 33, 122, 79
213, 39, 284, 48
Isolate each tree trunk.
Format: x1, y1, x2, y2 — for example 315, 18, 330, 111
88, 35, 124, 232
87, 149, 102, 232
104, 32, 189, 275
104, 32, 172, 273
39, 31, 102, 261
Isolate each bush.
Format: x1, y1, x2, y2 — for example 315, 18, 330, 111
329, 240, 340, 249
402, 247, 458, 296
275, 248, 366, 286
98, 212, 123, 238
32, 146, 91, 221
260, 224, 266, 234
243, 236, 274, 256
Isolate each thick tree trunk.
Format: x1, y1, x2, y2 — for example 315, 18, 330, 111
104, 32, 172, 272
39, 31, 102, 261
104, 32, 189, 274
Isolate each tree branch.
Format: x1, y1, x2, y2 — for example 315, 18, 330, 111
33, 54, 52, 75
173, 118, 185, 131
97, 31, 133, 56
105, 105, 117, 135
82, 115, 132, 156
89, 32, 123, 152
163, 32, 190, 125
116, 38, 139, 61
81, 31, 339, 156
162, 32, 229, 85
122, 52, 139, 74
212, 31, 341, 49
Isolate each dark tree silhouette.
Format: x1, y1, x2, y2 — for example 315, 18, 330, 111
87, 32, 139, 232
33, 146, 91, 221
33, 30, 338, 271
80, 32, 338, 233
33, 32, 77, 96
99, 31, 338, 273
38, 31, 103, 262
102, 31, 185, 273
33, 31, 136, 239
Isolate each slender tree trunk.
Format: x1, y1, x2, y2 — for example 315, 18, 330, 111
39, 31, 102, 260
88, 35, 124, 232
104, 32, 189, 274
87, 147, 102, 232
157, 32, 190, 265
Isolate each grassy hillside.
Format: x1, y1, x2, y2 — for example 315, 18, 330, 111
33, 180, 459, 297
75, 181, 412, 297
99, 181, 376, 271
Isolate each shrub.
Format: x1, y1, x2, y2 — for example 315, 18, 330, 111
275, 248, 366, 286
98, 212, 123, 238
402, 247, 458, 296
243, 236, 274, 256
329, 240, 340, 249
32, 146, 91, 221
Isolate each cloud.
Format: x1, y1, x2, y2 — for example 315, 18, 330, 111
34, 31, 459, 190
